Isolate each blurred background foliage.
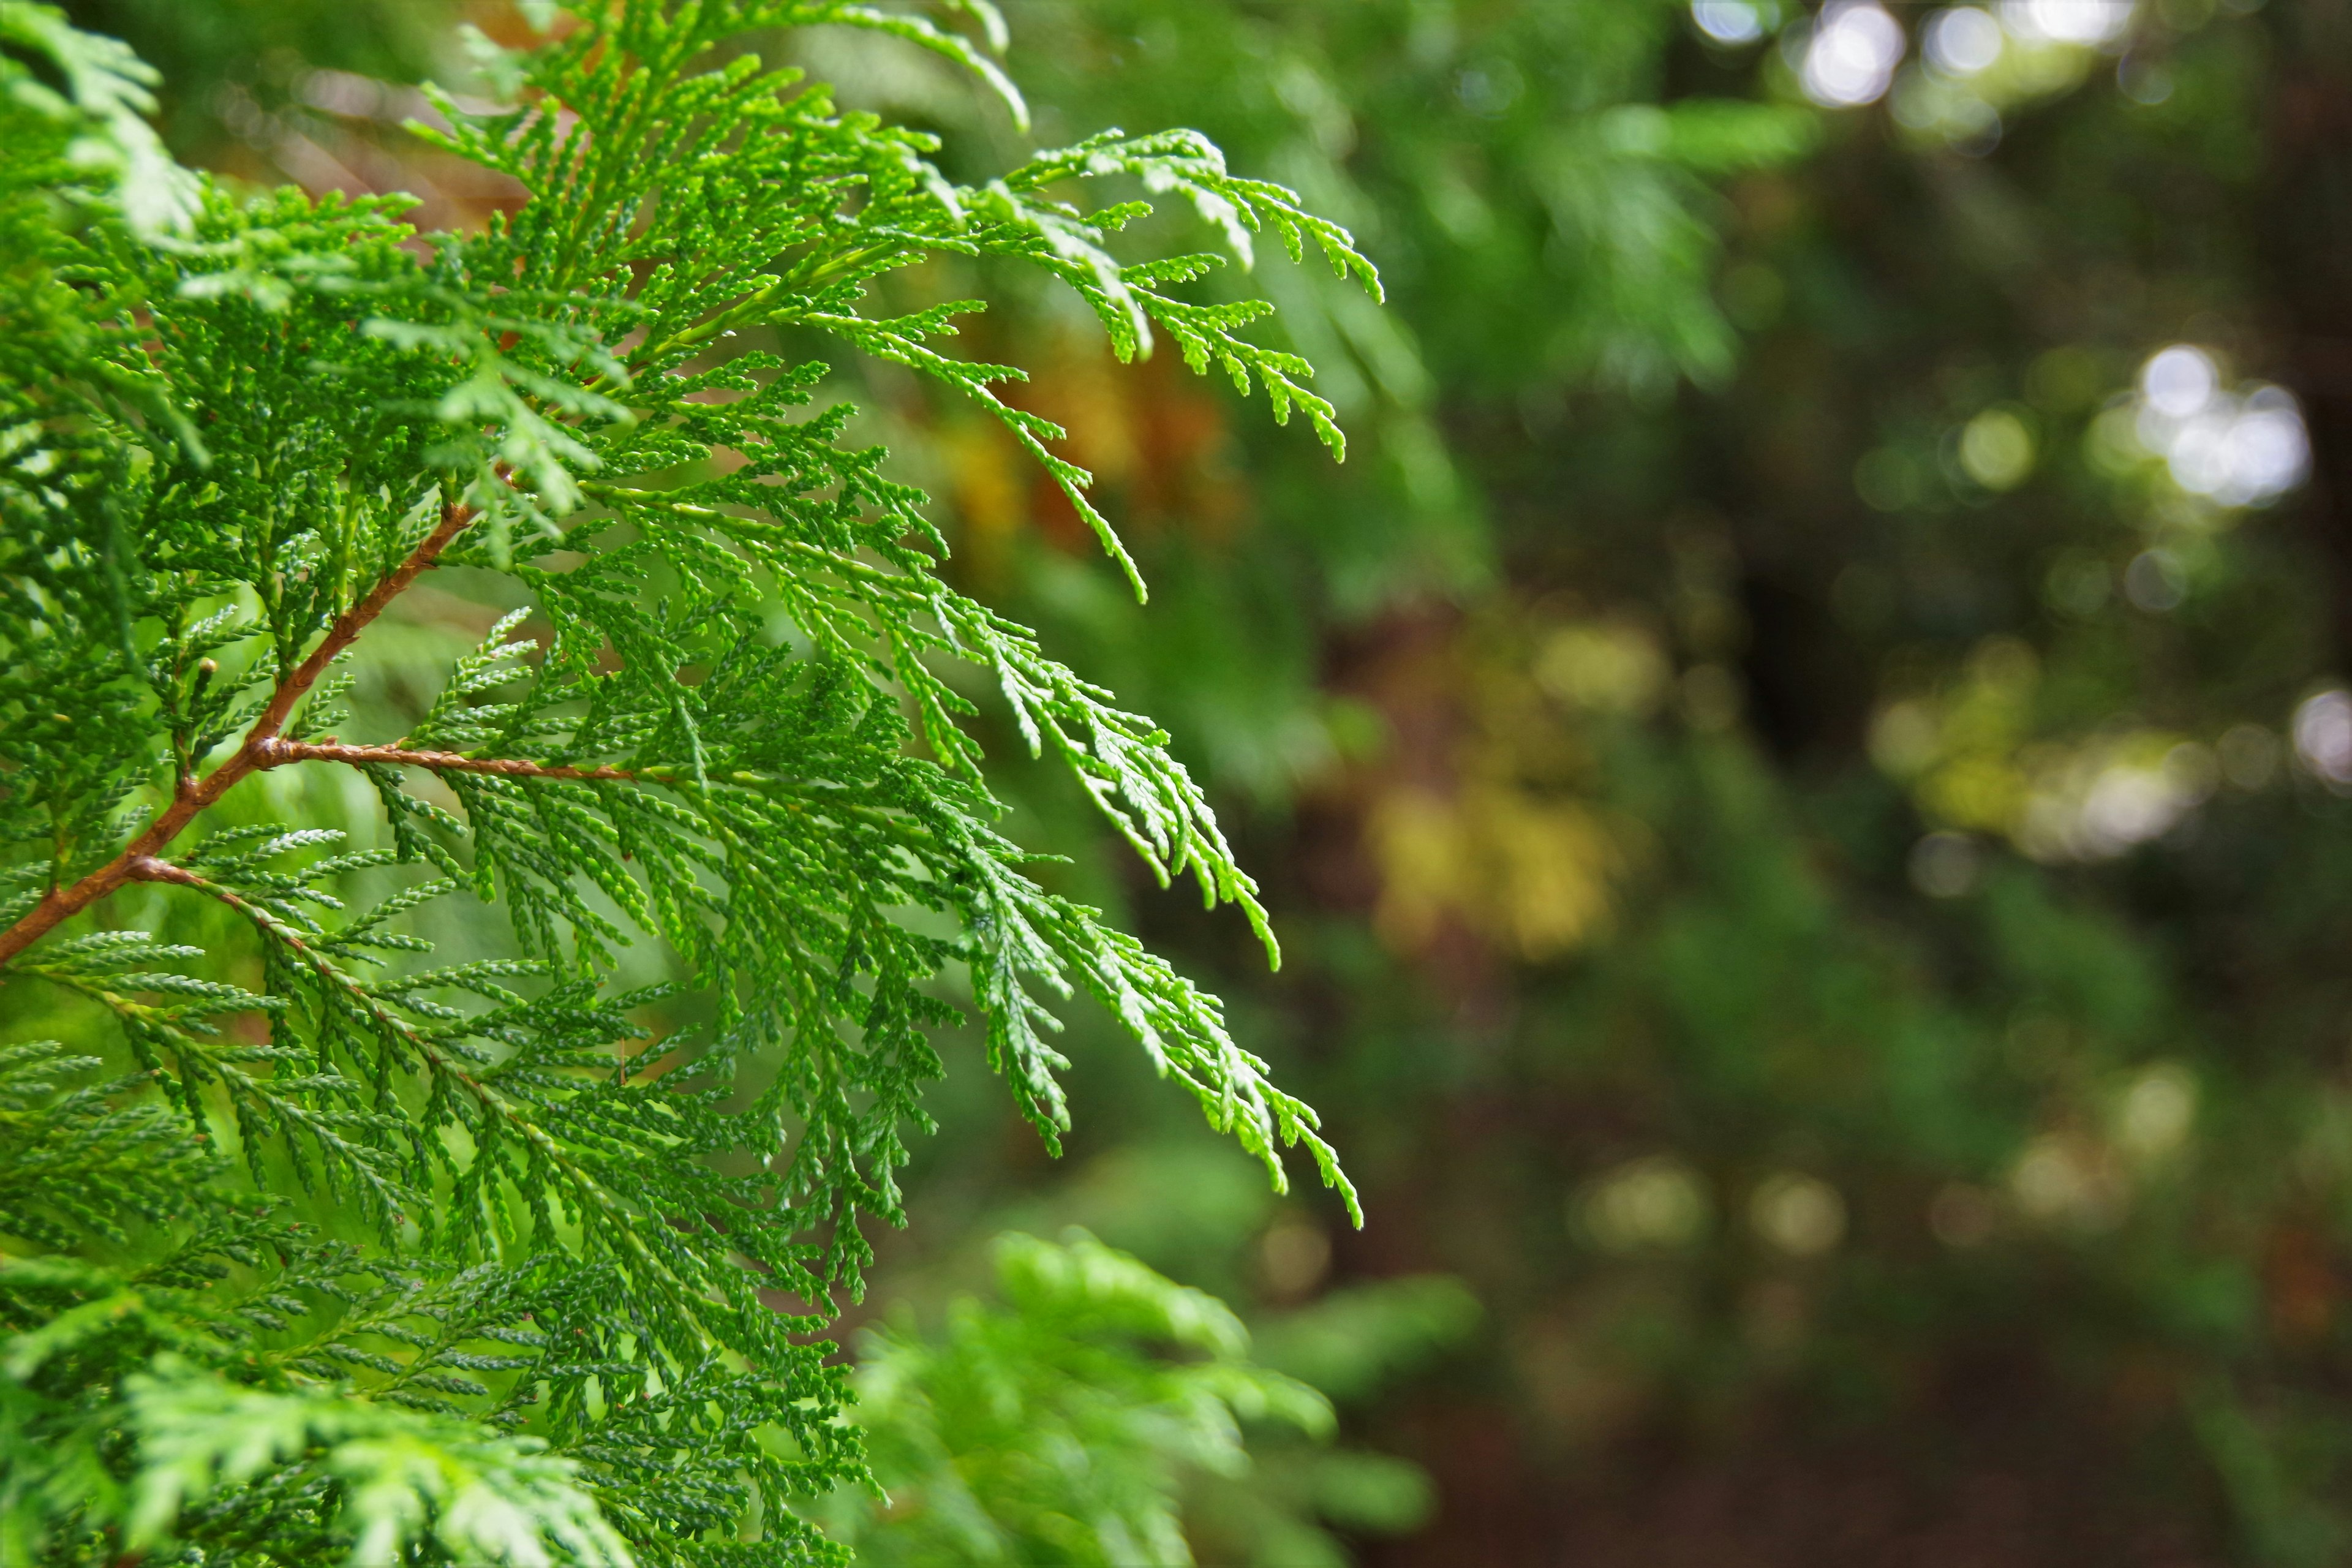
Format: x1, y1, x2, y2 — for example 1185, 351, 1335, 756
48, 0, 2352, 1559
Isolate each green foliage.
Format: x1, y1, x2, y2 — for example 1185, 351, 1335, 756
0, 0, 194, 234
815, 1229, 1332, 1566
1176, 1274, 1475, 1567
0, 1, 1370, 1561
6, 1332, 631, 1568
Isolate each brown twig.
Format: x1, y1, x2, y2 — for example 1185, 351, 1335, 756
126, 855, 200, 889
252, 738, 636, 783
0, 500, 478, 968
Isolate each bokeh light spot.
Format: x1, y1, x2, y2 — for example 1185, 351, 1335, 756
2011, 1134, 2122, 1229
1751, 1174, 1849, 1257
1583, 1156, 1712, 1252
2113, 1065, 2198, 1161
1693, 0, 1769, 44
2128, 354, 2309, 507
2141, 344, 2217, 418
1801, 1, 1905, 107
1259, 1219, 1333, 1298
1924, 7, 2003, 74
1910, 831, 1983, 897
1959, 407, 2035, 489
2293, 690, 2352, 785
1999, 0, 2135, 47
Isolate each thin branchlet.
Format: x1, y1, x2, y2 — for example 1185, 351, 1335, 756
0, 499, 478, 966
255, 739, 639, 783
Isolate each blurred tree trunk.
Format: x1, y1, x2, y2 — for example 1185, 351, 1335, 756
2266, 0, 2352, 664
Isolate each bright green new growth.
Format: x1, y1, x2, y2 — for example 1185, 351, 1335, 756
820, 1229, 1333, 1566
0, 1, 1373, 1561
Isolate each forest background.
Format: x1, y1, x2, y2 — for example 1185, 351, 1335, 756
35, 0, 2352, 1562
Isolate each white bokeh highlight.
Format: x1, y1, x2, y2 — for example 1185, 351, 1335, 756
2131, 345, 2310, 508
2294, 690, 2352, 786
1999, 0, 2135, 46
1925, 7, 2005, 75
1802, 1, 1906, 106
1694, 0, 1769, 44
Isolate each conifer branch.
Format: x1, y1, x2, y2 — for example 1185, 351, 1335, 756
0, 501, 475, 969
119, 853, 725, 1340
0, 5, 1373, 1557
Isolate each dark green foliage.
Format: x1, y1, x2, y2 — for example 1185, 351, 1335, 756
0, 2, 1367, 1561
831, 0, 2352, 1559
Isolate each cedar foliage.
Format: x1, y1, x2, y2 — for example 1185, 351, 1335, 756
0, 2, 1373, 1560
817, 1229, 1336, 1566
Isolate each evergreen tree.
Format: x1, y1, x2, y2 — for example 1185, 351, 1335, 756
0, 2, 1370, 1561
